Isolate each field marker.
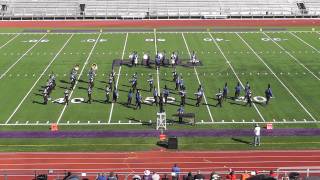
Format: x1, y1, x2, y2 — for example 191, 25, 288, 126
0, 33, 47, 80
208, 32, 265, 122
182, 33, 214, 122
289, 32, 320, 53
263, 32, 320, 81
108, 33, 128, 124
0, 33, 20, 50
57, 33, 102, 124
5, 34, 74, 124
236, 33, 317, 122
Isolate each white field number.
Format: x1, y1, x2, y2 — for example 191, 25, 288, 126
261, 38, 288, 42
235, 96, 267, 103
203, 38, 230, 42
52, 97, 85, 104
22, 39, 49, 43
81, 39, 108, 43
144, 97, 175, 104
145, 38, 166, 42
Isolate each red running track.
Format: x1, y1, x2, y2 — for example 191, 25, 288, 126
0, 150, 320, 180
0, 19, 320, 28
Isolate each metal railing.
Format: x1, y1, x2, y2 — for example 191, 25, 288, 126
0, 7, 320, 20
0, 167, 319, 180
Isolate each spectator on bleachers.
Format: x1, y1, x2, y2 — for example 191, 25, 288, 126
241, 170, 250, 180
226, 171, 236, 180
194, 170, 205, 180
133, 174, 142, 180
161, 174, 169, 180
269, 170, 277, 179
172, 173, 178, 180
172, 164, 181, 177
152, 171, 160, 180
96, 173, 107, 180
107, 172, 117, 180
63, 172, 72, 180
143, 170, 152, 180
183, 172, 194, 180
210, 171, 220, 180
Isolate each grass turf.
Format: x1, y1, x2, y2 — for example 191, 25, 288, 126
0, 28, 319, 151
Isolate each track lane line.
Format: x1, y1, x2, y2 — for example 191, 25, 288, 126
208, 32, 265, 122
181, 33, 214, 122
108, 33, 129, 124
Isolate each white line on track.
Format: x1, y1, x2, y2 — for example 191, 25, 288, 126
263, 32, 320, 81
289, 32, 320, 53
181, 33, 214, 122
236, 33, 317, 122
0, 33, 47, 80
208, 32, 266, 122
56, 33, 102, 124
154, 29, 161, 94
5, 34, 74, 124
108, 33, 129, 124
0, 161, 318, 166
0, 33, 20, 49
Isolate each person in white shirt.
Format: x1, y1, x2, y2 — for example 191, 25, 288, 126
254, 124, 261, 146
152, 171, 160, 180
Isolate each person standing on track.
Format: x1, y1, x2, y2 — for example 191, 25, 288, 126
253, 124, 261, 146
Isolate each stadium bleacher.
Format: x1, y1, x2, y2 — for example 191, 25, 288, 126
0, 0, 320, 19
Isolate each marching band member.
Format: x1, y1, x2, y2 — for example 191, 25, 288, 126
265, 84, 273, 105
127, 89, 133, 105
216, 89, 223, 107
64, 90, 69, 105
234, 82, 241, 99
147, 74, 154, 92
245, 87, 252, 107
153, 87, 158, 106
171, 51, 176, 67
180, 87, 186, 106
105, 86, 111, 103
135, 90, 142, 109
191, 51, 197, 64
87, 86, 93, 104
195, 85, 204, 107
223, 82, 228, 101
163, 85, 170, 104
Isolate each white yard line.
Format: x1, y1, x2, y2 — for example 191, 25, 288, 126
56, 33, 102, 124
263, 32, 320, 81
289, 32, 320, 53
181, 33, 214, 122
236, 33, 317, 122
0, 33, 47, 80
5, 34, 74, 124
0, 33, 20, 49
108, 33, 129, 124
154, 29, 161, 94
208, 32, 266, 122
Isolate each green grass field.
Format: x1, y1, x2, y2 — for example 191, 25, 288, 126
0, 29, 320, 129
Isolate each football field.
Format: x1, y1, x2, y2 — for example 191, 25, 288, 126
0, 29, 319, 127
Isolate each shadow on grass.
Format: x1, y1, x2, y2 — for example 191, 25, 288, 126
231, 137, 252, 145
